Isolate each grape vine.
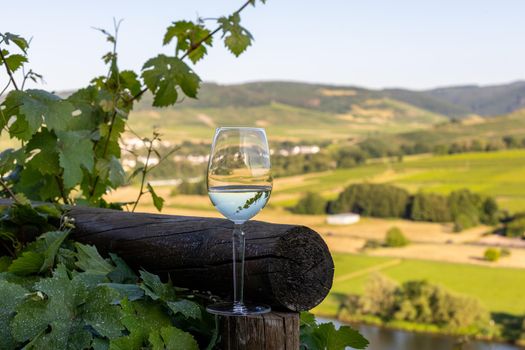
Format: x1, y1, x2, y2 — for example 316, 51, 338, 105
0, 1, 369, 349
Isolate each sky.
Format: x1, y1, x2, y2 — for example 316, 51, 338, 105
2, 0, 525, 91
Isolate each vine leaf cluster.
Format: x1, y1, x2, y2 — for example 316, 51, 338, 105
0, 0, 264, 209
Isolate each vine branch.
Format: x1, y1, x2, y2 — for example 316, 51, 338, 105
0, 177, 19, 203
89, 110, 118, 199
131, 134, 157, 212
131, 0, 254, 102
0, 47, 19, 91
55, 175, 70, 205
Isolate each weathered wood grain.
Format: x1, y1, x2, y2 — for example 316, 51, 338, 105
220, 312, 299, 350
65, 206, 333, 311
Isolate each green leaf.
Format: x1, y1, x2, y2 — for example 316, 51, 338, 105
163, 21, 212, 63
300, 313, 369, 350
108, 156, 126, 187
11, 265, 80, 344
11, 265, 123, 349
66, 86, 104, 131
327, 325, 369, 349
8, 115, 32, 141
14, 169, 61, 201
92, 338, 110, 350
139, 270, 174, 301
163, 21, 193, 48
101, 283, 145, 302
40, 230, 70, 273
219, 14, 253, 56
2, 32, 29, 52
74, 243, 114, 275
109, 334, 143, 350
300, 311, 317, 327
10, 90, 76, 136
25, 128, 60, 175
166, 299, 201, 319
11, 297, 49, 344
142, 54, 201, 107
107, 253, 137, 284
10, 202, 46, 225
0, 148, 24, 175
34, 203, 62, 219
0, 280, 28, 349
147, 183, 164, 212
111, 299, 172, 348
0, 256, 12, 272
224, 32, 251, 56
56, 130, 95, 188
82, 286, 124, 338
2, 91, 29, 140
13, 193, 31, 206
4, 53, 27, 72
119, 70, 142, 97
306, 323, 369, 350
96, 116, 125, 160
8, 251, 44, 276
149, 326, 199, 350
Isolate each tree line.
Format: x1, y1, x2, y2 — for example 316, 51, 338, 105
293, 184, 499, 232
140, 133, 525, 182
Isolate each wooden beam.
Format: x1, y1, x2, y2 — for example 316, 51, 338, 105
66, 205, 334, 312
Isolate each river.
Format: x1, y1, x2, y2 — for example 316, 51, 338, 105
318, 319, 522, 350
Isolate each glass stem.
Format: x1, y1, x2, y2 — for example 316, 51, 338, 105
232, 223, 245, 308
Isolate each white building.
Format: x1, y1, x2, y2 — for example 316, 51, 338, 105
326, 213, 360, 225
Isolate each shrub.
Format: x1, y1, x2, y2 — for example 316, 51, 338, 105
481, 197, 499, 225
484, 248, 501, 262
506, 217, 525, 238
292, 192, 327, 215
385, 227, 409, 247
362, 239, 382, 250
501, 248, 511, 257
359, 274, 397, 319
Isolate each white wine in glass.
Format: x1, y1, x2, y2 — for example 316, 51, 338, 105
206, 127, 272, 316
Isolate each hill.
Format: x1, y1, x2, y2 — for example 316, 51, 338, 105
424, 80, 525, 116
129, 95, 448, 141
135, 80, 525, 119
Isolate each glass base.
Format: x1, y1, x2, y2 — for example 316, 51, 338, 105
206, 302, 271, 316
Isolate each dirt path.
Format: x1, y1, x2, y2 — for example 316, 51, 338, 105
334, 258, 402, 283
367, 243, 525, 268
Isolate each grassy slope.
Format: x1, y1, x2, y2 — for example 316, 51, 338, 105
316, 253, 525, 316
379, 109, 525, 147
391, 150, 525, 211
272, 149, 525, 212
128, 99, 448, 142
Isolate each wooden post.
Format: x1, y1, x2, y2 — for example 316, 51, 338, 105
220, 312, 300, 350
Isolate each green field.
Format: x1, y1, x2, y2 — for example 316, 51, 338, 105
274, 149, 525, 212
316, 253, 525, 316
368, 109, 525, 147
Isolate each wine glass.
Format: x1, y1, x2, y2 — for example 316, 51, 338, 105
206, 127, 273, 316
